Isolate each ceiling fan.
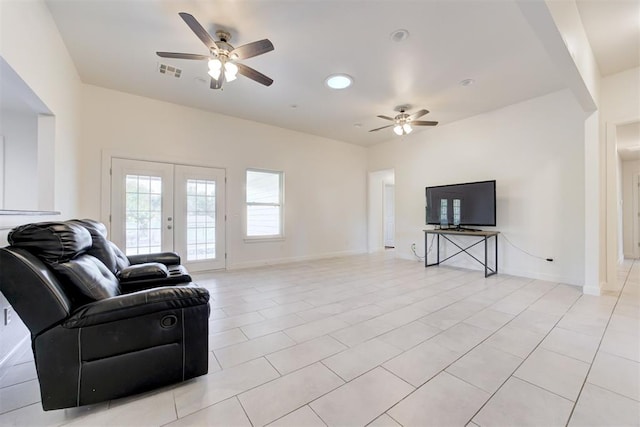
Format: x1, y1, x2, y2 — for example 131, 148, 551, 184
369, 105, 438, 135
157, 12, 274, 90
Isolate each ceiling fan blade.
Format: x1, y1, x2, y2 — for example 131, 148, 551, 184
369, 125, 393, 132
231, 39, 274, 60
156, 52, 209, 60
179, 12, 218, 52
412, 120, 439, 126
210, 75, 224, 90
236, 63, 273, 86
409, 109, 429, 120
377, 115, 395, 121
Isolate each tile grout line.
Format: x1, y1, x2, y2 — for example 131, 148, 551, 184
578, 380, 640, 403
463, 282, 599, 425
392, 281, 584, 424
234, 395, 255, 427
564, 258, 636, 426
317, 276, 562, 424
241, 362, 346, 427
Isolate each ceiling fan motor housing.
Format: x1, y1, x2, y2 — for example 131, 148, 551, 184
396, 113, 410, 123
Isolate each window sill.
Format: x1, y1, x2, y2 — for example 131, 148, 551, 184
244, 236, 285, 243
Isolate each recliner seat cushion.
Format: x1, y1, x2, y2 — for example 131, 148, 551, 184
8, 222, 91, 263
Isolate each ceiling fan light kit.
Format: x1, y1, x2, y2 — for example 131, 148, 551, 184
208, 58, 238, 82
393, 124, 412, 136
156, 12, 274, 90
370, 105, 438, 136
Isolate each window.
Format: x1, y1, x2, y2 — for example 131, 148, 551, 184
246, 169, 283, 238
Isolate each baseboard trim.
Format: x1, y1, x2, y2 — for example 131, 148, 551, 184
396, 251, 583, 287
227, 249, 367, 270
582, 284, 602, 296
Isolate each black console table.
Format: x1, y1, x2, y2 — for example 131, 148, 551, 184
423, 229, 499, 277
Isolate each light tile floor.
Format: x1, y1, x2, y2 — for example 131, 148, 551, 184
0, 254, 639, 426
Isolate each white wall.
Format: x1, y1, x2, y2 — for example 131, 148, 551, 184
533, 0, 602, 293
0, 110, 38, 210
584, 112, 600, 293
0, 0, 82, 369
368, 89, 586, 285
601, 68, 640, 124
622, 160, 640, 258
0, 1, 81, 230
79, 85, 368, 268
617, 153, 624, 262
544, 0, 600, 105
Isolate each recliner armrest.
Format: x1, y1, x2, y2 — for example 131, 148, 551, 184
119, 264, 192, 293
63, 285, 209, 328
127, 252, 181, 266
118, 263, 169, 282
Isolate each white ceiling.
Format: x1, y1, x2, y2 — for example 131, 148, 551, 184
576, 0, 640, 77
43, 0, 637, 147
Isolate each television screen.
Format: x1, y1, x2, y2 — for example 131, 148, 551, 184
426, 180, 496, 227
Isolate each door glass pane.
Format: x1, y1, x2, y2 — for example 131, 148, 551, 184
186, 179, 216, 261
125, 174, 162, 255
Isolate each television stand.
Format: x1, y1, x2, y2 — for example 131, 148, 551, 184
423, 229, 499, 277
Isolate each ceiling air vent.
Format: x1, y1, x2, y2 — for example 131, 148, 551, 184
158, 63, 182, 78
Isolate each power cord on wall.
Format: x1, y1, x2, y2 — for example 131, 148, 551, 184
411, 243, 424, 261
500, 233, 554, 262
410, 235, 436, 261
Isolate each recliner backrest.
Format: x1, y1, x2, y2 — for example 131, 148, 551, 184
67, 219, 131, 273
67, 219, 119, 273
8, 222, 120, 305
0, 247, 72, 335
8, 222, 92, 263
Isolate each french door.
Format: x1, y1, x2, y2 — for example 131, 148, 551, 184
111, 158, 226, 271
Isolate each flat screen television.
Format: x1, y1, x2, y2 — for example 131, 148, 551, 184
425, 180, 496, 228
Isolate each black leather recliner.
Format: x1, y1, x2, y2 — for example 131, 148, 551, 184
0, 220, 210, 410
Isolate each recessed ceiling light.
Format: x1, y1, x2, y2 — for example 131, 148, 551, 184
325, 74, 353, 90
290, 104, 298, 109
460, 78, 475, 87
353, 123, 362, 128
390, 29, 410, 42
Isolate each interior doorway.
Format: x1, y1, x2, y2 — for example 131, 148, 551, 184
368, 169, 395, 253
384, 183, 395, 248
636, 174, 640, 258
616, 121, 640, 261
